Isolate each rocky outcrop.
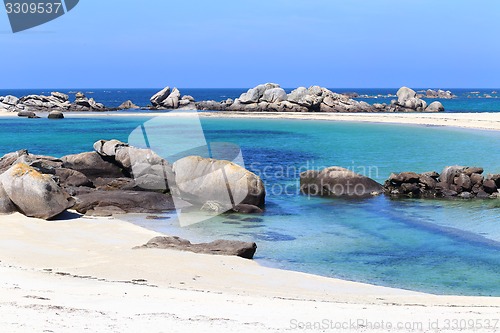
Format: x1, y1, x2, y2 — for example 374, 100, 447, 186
300, 167, 384, 198
0, 91, 111, 113
385, 166, 500, 199
0, 140, 265, 219
425, 89, 456, 99
172, 156, 266, 210
135, 236, 257, 259
149, 86, 196, 110
0, 163, 74, 219
196, 84, 446, 113
390, 87, 447, 112
118, 100, 140, 110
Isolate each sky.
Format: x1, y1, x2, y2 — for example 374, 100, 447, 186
0, 0, 499, 89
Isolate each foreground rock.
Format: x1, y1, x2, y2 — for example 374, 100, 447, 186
385, 166, 500, 199
300, 167, 384, 198
73, 190, 175, 216
0, 163, 74, 219
0, 140, 266, 218
135, 236, 257, 259
172, 156, 266, 209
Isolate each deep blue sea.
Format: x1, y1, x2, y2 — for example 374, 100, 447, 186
1, 88, 500, 112
1, 89, 500, 296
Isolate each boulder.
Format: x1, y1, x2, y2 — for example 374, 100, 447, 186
118, 100, 140, 110
0, 150, 28, 173
426, 101, 445, 112
0, 182, 16, 214
397, 87, 417, 104
18, 111, 37, 118
300, 167, 384, 198
172, 156, 265, 208
0, 163, 74, 219
261, 88, 288, 103
61, 151, 125, 180
51, 92, 69, 102
55, 168, 93, 188
150, 86, 171, 106
48, 111, 64, 119
2, 95, 19, 106
93, 139, 128, 157
162, 88, 181, 109
135, 236, 257, 259
73, 190, 175, 215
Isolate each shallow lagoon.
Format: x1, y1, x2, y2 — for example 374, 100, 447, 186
1, 116, 500, 296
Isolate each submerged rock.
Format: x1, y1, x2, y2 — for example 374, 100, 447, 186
135, 236, 257, 259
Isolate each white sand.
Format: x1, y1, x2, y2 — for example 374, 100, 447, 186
1, 213, 499, 332
2, 110, 500, 131
1, 110, 500, 331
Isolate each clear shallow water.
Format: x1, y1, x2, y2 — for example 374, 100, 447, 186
1, 88, 500, 112
1, 116, 500, 296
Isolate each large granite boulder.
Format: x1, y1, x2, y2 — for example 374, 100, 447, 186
300, 167, 384, 198
48, 110, 64, 119
135, 236, 257, 259
93, 140, 171, 191
0, 182, 16, 214
0, 163, 74, 219
426, 101, 445, 112
61, 151, 125, 180
150, 86, 171, 106
73, 190, 175, 215
261, 88, 288, 103
172, 156, 266, 208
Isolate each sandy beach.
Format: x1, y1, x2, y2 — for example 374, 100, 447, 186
1, 110, 500, 331
3, 110, 500, 131
1, 213, 499, 332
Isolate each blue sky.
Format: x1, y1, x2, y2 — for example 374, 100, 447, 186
1, 0, 499, 88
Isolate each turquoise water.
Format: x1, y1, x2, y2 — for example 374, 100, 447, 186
1, 116, 500, 296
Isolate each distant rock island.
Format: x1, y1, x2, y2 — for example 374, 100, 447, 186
0, 85, 448, 117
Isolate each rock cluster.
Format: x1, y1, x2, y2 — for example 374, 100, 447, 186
389, 87, 444, 112
135, 236, 257, 259
197, 84, 447, 113
384, 166, 500, 199
299, 165, 499, 201
0, 92, 111, 115
0, 140, 266, 219
424, 89, 456, 99
197, 83, 378, 113
149, 86, 196, 110
300, 167, 384, 198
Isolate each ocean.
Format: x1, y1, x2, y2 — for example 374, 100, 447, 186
1, 88, 500, 112
1, 89, 500, 296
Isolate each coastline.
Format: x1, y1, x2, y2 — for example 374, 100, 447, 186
3, 110, 500, 131
1, 213, 500, 332
2, 110, 500, 331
